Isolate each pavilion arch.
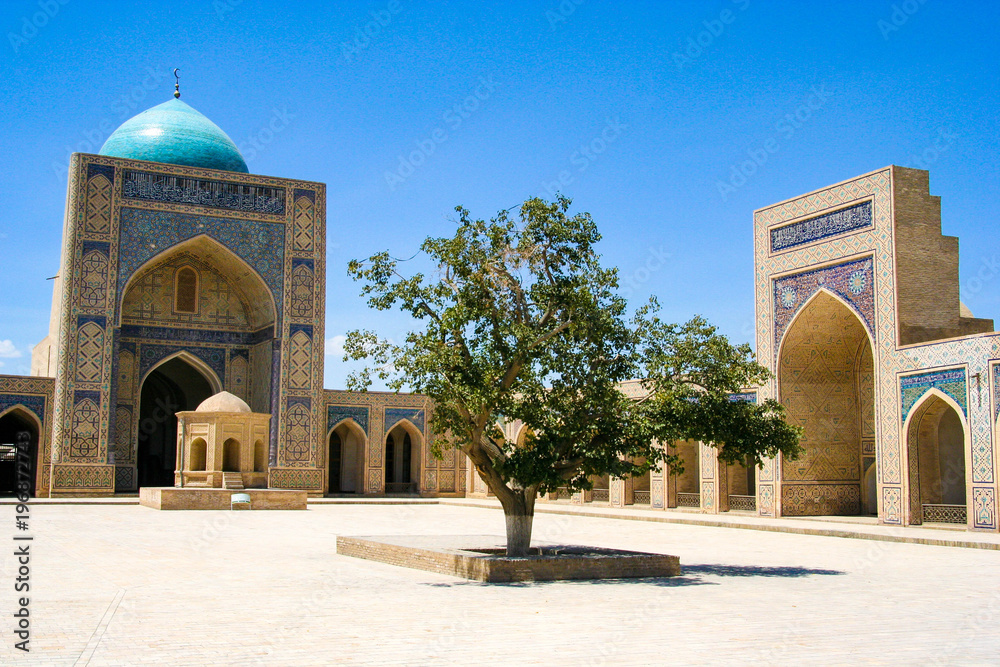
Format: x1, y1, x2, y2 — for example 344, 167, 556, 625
253, 439, 267, 473
222, 438, 241, 472
327, 418, 367, 494
384, 419, 423, 493
189, 437, 208, 471
777, 288, 875, 516
903, 387, 970, 525
0, 405, 43, 498
119, 234, 277, 330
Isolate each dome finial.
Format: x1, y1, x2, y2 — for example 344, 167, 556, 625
173, 68, 181, 98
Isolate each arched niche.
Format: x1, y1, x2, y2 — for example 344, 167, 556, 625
327, 419, 366, 494
136, 355, 216, 488
777, 289, 874, 516
0, 407, 41, 497
905, 389, 969, 525
384, 419, 422, 494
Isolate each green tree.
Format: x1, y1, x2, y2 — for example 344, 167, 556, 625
345, 197, 801, 556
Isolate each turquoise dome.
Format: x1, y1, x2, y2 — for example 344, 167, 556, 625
99, 98, 248, 173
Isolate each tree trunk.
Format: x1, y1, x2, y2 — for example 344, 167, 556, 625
500, 488, 536, 557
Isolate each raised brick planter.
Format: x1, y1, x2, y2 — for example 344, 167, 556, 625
139, 487, 308, 510
336, 534, 680, 582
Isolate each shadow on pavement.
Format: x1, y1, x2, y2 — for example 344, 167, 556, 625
682, 563, 844, 577
419, 562, 843, 587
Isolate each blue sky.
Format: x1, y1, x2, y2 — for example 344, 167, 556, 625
1, 0, 998, 388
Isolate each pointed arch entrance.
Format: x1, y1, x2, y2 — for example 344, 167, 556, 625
384, 420, 421, 494
0, 408, 40, 497
905, 390, 968, 525
327, 419, 365, 494
136, 356, 217, 488
117, 234, 279, 491
778, 290, 875, 516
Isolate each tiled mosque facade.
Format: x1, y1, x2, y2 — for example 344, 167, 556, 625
0, 96, 995, 532
473, 166, 1000, 532
755, 166, 998, 530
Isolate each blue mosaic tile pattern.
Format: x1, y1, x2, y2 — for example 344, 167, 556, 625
121, 169, 284, 214
728, 392, 757, 403
81, 240, 111, 256
994, 364, 1000, 421
74, 390, 102, 404
77, 315, 107, 328
774, 257, 875, 354
900, 368, 967, 422
87, 162, 115, 182
117, 207, 285, 326
327, 405, 369, 435
770, 200, 873, 252
385, 407, 425, 433
120, 324, 273, 347
0, 394, 46, 423
137, 344, 226, 385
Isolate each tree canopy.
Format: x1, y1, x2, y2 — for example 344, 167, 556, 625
345, 196, 801, 555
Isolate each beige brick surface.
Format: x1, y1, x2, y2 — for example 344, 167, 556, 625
2, 503, 998, 665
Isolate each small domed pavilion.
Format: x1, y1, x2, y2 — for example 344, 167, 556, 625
175, 391, 270, 490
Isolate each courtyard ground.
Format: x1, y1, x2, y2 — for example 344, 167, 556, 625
2, 502, 998, 665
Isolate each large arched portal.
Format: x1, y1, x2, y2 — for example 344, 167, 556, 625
906, 393, 968, 524
327, 420, 365, 494
778, 290, 875, 516
118, 235, 279, 491
384, 421, 421, 494
0, 409, 39, 497
136, 357, 215, 488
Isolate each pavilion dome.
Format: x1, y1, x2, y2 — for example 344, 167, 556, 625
99, 98, 248, 173
196, 391, 251, 413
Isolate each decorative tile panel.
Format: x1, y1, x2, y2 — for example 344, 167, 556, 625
770, 200, 873, 252
774, 257, 876, 355
385, 407, 425, 433
973, 487, 996, 529
121, 169, 286, 215
900, 368, 967, 422
117, 208, 285, 322
327, 405, 369, 435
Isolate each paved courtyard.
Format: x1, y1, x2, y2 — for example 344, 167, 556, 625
2, 502, 998, 665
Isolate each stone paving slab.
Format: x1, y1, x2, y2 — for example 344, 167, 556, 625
8, 495, 1000, 551
1, 503, 998, 665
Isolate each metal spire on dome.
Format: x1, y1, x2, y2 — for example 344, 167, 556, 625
173, 68, 180, 98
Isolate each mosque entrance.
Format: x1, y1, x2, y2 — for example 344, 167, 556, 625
906, 393, 968, 525
778, 290, 875, 516
0, 409, 39, 497
384, 421, 421, 494
136, 356, 215, 488
327, 420, 365, 494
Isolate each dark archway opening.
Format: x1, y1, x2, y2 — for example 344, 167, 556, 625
137, 357, 214, 488
0, 410, 38, 497
329, 431, 343, 493
385, 423, 419, 493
